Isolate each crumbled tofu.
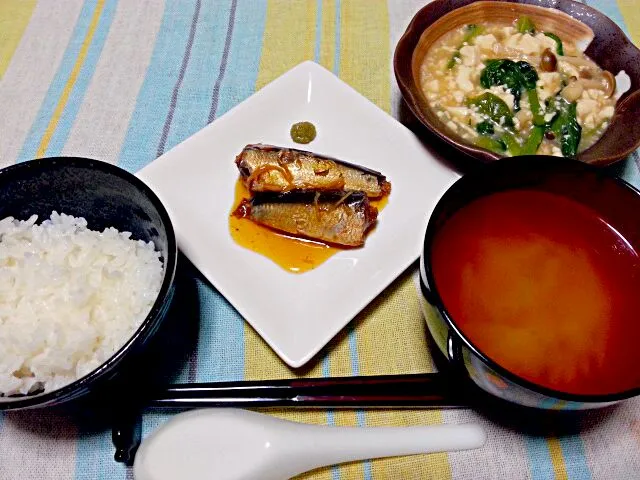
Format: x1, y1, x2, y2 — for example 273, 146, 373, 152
426, 79, 440, 92
535, 33, 558, 52
536, 72, 562, 103
505, 33, 521, 50
586, 115, 597, 129
446, 106, 471, 122
453, 91, 464, 103
459, 123, 479, 138
469, 109, 485, 126
544, 112, 556, 122
576, 98, 598, 122
585, 89, 605, 101
459, 45, 479, 66
598, 105, 615, 123
475, 34, 497, 52
446, 120, 458, 131
427, 93, 437, 101
558, 60, 580, 78
455, 65, 474, 92
515, 108, 532, 132
518, 33, 542, 55
487, 85, 515, 109
506, 33, 541, 55
551, 146, 563, 157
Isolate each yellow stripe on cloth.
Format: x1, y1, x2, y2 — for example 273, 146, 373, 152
618, 0, 640, 46
247, 2, 333, 479
0, 0, 37, 79
319, 0, 336, 72
35, 0, 105, 158
354, 272, 452, 479
255, 0, 316, 91
243, 325, 332, 480
547, 437, 569, 480
338, 1, 450, 478
339, 0, 391, 113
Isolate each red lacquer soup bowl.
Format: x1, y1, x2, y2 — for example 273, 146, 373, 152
420, 156, 640, 409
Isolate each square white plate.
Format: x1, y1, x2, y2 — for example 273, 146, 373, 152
138, 61, 460, 368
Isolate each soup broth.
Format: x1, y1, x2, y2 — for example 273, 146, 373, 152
431, 189, 640, 396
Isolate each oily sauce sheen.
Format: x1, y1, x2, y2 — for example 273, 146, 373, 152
229, 180, 387, 274
431, 190, 640, 396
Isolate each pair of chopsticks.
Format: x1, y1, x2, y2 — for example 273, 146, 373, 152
112, 373, 471, 465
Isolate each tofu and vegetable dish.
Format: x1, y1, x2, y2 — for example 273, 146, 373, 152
419, 15, 620, 157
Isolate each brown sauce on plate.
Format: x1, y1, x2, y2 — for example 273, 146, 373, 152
229, 180, 387, 273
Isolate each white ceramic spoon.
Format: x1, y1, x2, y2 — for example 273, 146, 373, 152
134, 409, 486, 480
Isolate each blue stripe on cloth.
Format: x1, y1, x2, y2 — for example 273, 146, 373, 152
16, 0, 99, 162
348, 326, 372, 479
75, 0, 266, 475
74, 2, 203, 478
159, 0, 230, 154
117, 0, 199, 173
189, 0, 267, 381
559, 434, 592, 480
207, 0, 238, 123
210, 0, 266, 118
333, 0, 370, 476
608, 151, 640, 189
632, 152, 640, 188
40, 0, 118, 157
194, 278, 244, 381
74, 431, 129, 480
586, 0, 631, 37
190, 0, 267, 381
155, 0, 202, 157
525, 436, 557, 480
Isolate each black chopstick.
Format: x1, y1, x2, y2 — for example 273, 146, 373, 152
146, 373, 469, 409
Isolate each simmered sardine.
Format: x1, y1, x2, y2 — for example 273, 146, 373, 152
235, 144, 391, 198
233, 191, 377, 247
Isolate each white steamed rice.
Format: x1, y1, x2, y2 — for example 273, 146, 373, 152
0, 212, 164, 396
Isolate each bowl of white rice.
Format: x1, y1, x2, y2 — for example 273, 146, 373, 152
0, 157, 177, 410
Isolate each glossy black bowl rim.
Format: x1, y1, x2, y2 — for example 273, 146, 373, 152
422, 156, 640, 404
0, 157, 178, 409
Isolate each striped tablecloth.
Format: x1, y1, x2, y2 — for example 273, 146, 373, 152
1, 1, 640, 479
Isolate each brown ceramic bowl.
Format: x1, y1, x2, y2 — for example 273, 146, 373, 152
394, 0, 640, 166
